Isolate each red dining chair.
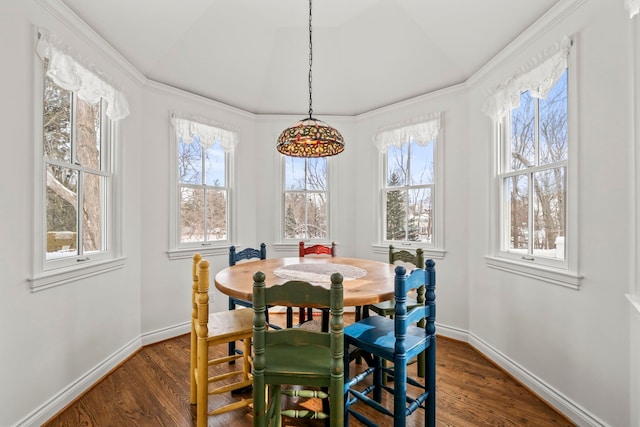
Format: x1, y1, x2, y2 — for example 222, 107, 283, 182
297, 241, 336, 330
299, 241, 337, 257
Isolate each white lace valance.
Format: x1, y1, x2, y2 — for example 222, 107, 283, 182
627, 0, 639, 18
35, 28, 130, 121
482, 36, 572, 122
171, 114, 238, 152
374, 112, 441, 152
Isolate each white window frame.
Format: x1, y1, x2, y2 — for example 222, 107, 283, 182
30, 33, 125, 292
630, 7, 640, 311
279, 155, 334, 244
484, 37, 582, 289
373, 113, 445, 259
168, 114, 237, 260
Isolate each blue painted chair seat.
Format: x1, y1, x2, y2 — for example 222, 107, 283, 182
344, 315, 429, 363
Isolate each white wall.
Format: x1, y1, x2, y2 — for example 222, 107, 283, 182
467, 1, 634, 426
0, 1, 143, 426
1, 0, 637, 426
353, 86, 472, 337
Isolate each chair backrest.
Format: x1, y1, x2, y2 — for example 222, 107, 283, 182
389, 244, 425, 268
252, 271, 344, 425
394, 260, 436, 340
299, 241, 336, 257
229, 243, 267, 266
252, 270, 344, 392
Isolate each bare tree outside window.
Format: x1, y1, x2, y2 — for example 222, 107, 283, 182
178, 134, 228, 243
284, 157, 328, 239
504, 69, 567, 259
43, 61, 107, 260
384, 139, 434, 243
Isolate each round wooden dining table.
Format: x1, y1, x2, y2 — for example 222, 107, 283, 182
214, 256, 396, 307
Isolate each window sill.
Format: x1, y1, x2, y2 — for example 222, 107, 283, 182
30, 257, 127, 292
484, 256, 582, 290
167, 246, 229, 260
627, 294, 640, 316
371, 244, 447, 260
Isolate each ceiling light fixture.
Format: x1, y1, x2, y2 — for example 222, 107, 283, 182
276, 0, 344, 157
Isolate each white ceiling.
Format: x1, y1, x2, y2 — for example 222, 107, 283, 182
60, 0, 561, 116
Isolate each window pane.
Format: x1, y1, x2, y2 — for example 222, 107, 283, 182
306, 192, 327, 239
46, 166, 78, 259
505, 175, 529, 251
387, 144, 408, 186
43, 72, 71, 163
82, 172, 103, 253
306, 158, 326, 191
284, 157, 304, 190
539, 70, 568, 166
532, 167, 566, 259
75, 98, 101, 169
408, 187, 432, 243
409, 141, 434, 185
284, 192, 306, 238
511, 91, 535, 170
178, 140, 202, 185
386, 189, 407, 241
204, 141, 225, 186
205, 189, 227, 240
180, 186, 204, 242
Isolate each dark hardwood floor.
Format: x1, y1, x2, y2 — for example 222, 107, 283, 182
45, 314, 574, 426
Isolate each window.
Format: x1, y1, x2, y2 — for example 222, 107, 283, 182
483, 36, 581, 287
31, 29, 128, 290
500, 70, 567, 264
170, 116, 237, 255
375, 113, 444, 255
283, 157, 328, 240
43, 62, 112, 265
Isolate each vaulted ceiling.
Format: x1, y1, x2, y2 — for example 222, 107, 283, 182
60, 0, 560, 116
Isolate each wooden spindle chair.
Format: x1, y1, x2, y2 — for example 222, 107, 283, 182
296, 241, 337, 330
344, 261, 436, 427
252, 270, 344, 426
190, 254, 253, 427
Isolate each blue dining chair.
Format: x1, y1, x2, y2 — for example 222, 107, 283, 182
344, 261, 436, 427
228, 243, 274, 359
366, 245, 426, 381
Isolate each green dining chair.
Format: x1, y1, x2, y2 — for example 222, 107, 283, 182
252, 270, 344, 426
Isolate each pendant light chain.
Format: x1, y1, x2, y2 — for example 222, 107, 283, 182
275, 0, 344, 157
308, 0, 313, 119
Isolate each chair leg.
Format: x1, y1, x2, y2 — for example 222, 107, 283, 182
253, 370, 265, 426
286, 307, 293, 328
190, 323, 197, 404
228, 298, 236, 360
196, 337, 208, 427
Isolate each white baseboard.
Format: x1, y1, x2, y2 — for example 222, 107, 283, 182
141, 321, 190, 346
14, 336, 141, 427
14, 320, 609, 427
467, 332, 609, 427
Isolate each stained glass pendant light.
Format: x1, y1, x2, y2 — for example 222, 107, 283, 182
276, 0, 344, 157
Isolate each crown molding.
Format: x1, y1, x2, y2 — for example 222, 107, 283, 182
35, 0, 146, 85
468, 0, 588, 87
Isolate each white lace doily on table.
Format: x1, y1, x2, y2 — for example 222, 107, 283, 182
273, 263, 367, 283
